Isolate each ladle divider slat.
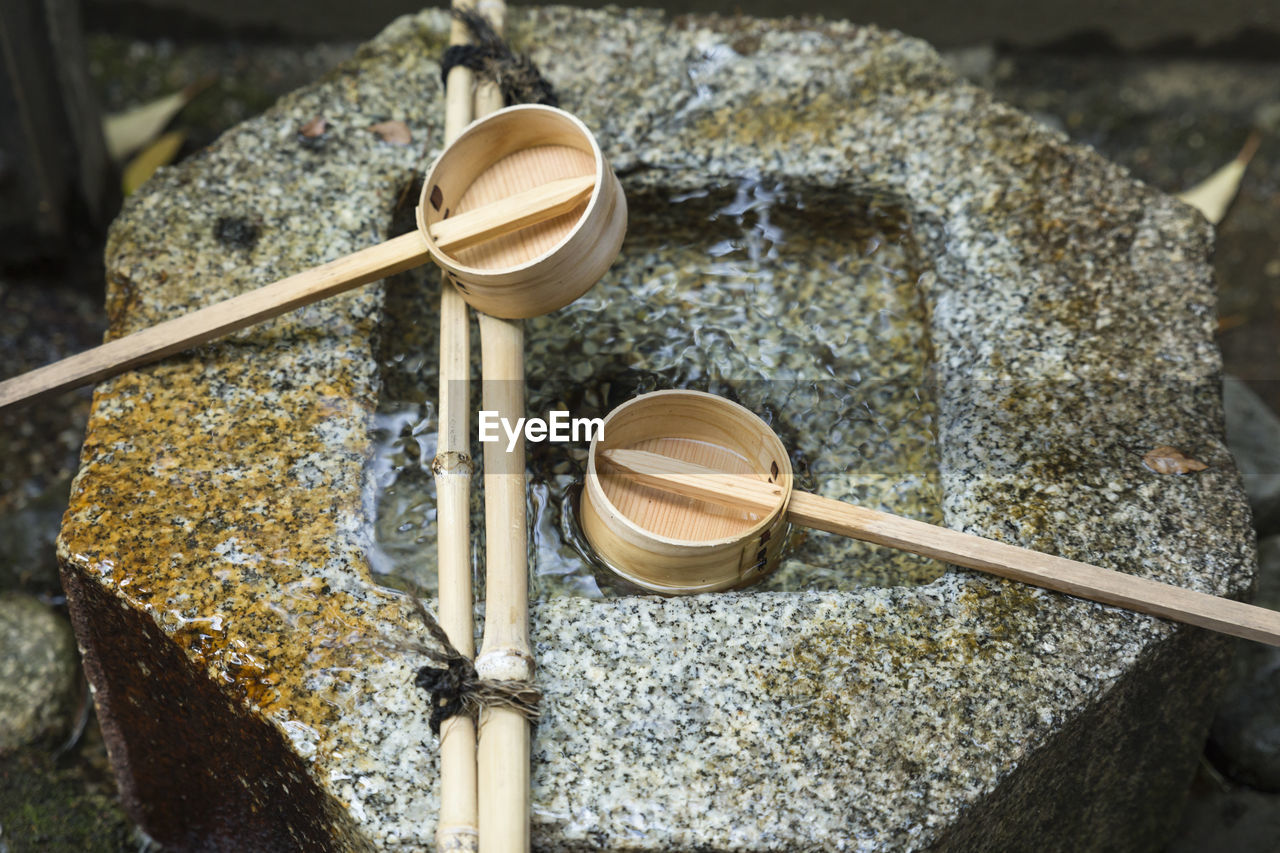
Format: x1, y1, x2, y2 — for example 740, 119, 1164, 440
600, 448, 783, 512
431, 175, 594, 253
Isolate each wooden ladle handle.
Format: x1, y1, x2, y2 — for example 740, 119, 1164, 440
0, 176, 595, 411
599, 448, 1280, 646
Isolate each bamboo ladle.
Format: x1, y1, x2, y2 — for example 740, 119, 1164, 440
0, 147, 596, 412
586, 390, 1280, 647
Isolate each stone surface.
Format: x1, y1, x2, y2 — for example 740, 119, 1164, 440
57, 7, 1253, 851
0, 593, 78, 753
985, 52, 1280, 418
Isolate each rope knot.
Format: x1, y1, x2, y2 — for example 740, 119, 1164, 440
440, 10, 559, 107
408, 595, 541, 734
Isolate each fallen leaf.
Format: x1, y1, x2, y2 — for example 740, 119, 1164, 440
299, 116, 328, 138
369, 120, 411, 146
1142, 445, 1208, 475
1217, 313, 1247, 333
121, 130, 186, 195
102, 75, 214, 162
1176, 131, 1261, 225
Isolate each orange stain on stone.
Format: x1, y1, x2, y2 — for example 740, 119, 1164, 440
60, 337, 403, 731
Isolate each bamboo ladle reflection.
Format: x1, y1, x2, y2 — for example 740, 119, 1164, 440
585, 390, 1280, 646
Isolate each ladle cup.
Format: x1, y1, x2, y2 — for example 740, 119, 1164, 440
0, 104, 625, 411
418, 104, 626, 319
584, 389, 1280, 646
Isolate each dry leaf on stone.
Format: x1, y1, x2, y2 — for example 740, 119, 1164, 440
122, 130, 186, 196
103, 75, 214, 161
1218, 313, 1247, 333
299, 117, 328, 138
1142, 445, 1208, 475
1177, 131, 1262, 225
369, 120, 412, 146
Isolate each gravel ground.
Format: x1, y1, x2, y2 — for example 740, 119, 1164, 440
1, 29, 1278, 851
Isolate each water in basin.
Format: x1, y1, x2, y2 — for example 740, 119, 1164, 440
371, 179, 945, 598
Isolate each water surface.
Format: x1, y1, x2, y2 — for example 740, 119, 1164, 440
372, 179, 945, 598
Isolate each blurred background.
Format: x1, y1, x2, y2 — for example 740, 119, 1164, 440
1, 1, 1278, 850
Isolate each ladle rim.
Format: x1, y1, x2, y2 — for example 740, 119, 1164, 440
585, 389, 792, 549
417, 103, 608, 277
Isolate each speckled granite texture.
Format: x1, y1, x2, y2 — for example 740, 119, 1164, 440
58, 7, 1254, 851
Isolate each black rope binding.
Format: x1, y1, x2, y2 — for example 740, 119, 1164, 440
440, 9, 559, 107
408, 595, 541, 735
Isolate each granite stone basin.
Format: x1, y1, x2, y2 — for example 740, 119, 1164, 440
58, 7, 1256, 851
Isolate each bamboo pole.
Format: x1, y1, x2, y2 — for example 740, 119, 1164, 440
475, 311, 532, 853
434, 4, 481, 850
435, 278, 479, 853
465, 3, 537, 849
599, 448, 1280, 647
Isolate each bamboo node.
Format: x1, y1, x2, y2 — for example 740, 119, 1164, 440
475, 648, 534, 682
436, 827, 479, 852
431, 450, 475, 477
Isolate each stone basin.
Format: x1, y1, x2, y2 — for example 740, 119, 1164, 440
58, 7, 1256, 851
